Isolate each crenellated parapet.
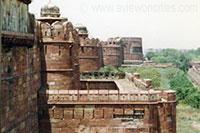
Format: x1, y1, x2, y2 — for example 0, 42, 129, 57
37, 1, 81, 90
38, 21, 79, 44
39, 89, 163, 104
76, 24, 103, 72
39, 71, 176, 104
102, 43, 123, 67
131, 73, 153, 90
39, 87, 176, 104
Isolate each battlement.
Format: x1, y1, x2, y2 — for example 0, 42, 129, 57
39, 88, 176, 104
39, 71, 176, 104
38, 21, 79, 44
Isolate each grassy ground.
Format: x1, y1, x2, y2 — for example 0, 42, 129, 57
177, 104, 200, 133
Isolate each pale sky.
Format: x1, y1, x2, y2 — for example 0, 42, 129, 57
29, 0, 200, 49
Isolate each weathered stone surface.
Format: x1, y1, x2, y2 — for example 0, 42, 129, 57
102, 43, 122, 68
78, 33, 103, 72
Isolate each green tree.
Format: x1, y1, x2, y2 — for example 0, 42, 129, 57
145, 51, 159, 60
164, 68, 184, 79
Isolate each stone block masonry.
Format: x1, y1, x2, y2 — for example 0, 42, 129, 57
77, 25, 103, 72
38, 103, 176, 133
106, 37, 143, 66
1, 36, 41, 132
38, 18, 81, 90
38, 71, 176, 133
1, 1, 40, 132
0, 1, 177, 132
102, 43, 123, 68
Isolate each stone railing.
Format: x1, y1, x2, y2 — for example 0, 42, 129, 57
39, 89, 176, 104
80, 71, 125, 80
39, 90, 163, 104
134, 78, 148, 90
127, 73, 152, 90
155, 89, 176, 102
80, 71, 152, 90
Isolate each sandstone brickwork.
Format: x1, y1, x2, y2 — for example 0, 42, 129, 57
1, 1, 176, 133
38, 103, 176, 133
105, 37, 143, 66
77, 26, 103, 72
120, 37, 143, 61
1, 1, 40, 132
38, 71, 176, 133
1, 45, 41, 133
102, 42, 123, 68
36, 3, 176, 132
37, 6, 80, 90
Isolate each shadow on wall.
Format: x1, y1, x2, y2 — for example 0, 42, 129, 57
38, 44, 51, 132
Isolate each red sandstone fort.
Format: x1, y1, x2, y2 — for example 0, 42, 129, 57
0, 0, 176, 133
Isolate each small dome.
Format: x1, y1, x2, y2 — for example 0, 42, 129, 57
75, 24, 88, 34
41, 2, 61, 17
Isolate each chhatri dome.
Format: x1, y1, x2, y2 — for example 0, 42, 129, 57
75, 24, 88, 35
40, 0, 61, 17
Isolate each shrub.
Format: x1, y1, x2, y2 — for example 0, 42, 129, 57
145, 49, 192, 72
99, 65, 118, 72
169, 73, 200, 109
119, 66, 161, 88
164, 68, 184, 79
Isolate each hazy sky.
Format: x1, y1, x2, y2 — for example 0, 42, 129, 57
30, 0, 200, 49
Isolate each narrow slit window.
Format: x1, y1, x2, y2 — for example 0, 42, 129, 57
70, 47, 72, 57
81, 47, 84, 53
45, 46, 47, 55
45, 31, 47, 36
59, 46, 61, 56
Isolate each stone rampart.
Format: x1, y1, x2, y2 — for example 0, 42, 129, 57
188, 65, 200, 88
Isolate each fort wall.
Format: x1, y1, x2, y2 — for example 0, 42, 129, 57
1, 1, 40, 132
38, 20, 80, 90
0, 1, 177, 133
121, 38, 143, 61
38, 103, 176, 133
102, 44, 122, 67
79, 38, 103, 72
38, 71, 176, 132
188, 64, 200, 89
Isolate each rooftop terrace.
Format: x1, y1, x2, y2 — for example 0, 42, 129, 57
39, 71, 176, 105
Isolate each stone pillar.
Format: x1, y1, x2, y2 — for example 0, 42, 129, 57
134, 73, 140, 79
144, 79, 152, 88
